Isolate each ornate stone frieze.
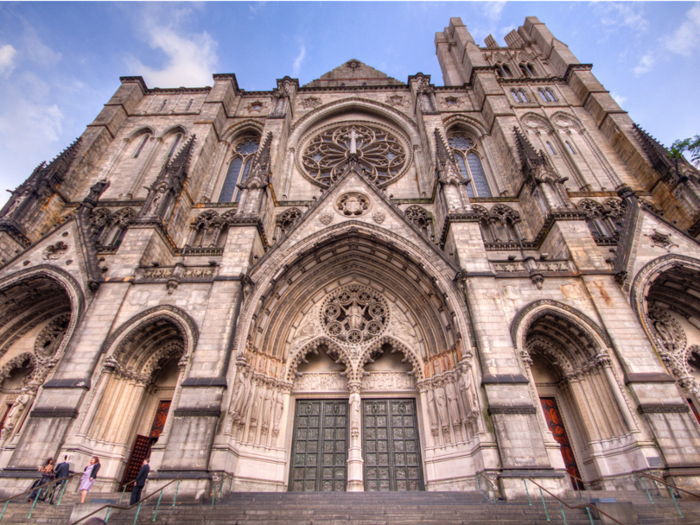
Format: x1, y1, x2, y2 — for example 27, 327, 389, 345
293, 372, 347, 392
320, 284, 389, 345
361, 372, 415, 391
336, 193, 370, 217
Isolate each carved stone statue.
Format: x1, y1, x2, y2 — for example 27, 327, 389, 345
149, 185, 167, 215
1, 393, 30, 441
272, 390, 285, 437
230, 368, 251, 423
444, 379, 462, 428
85, 179, 110, 204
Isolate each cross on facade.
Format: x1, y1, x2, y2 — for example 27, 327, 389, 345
344, 129, 358, 154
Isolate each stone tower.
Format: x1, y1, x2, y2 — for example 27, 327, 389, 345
0, 16, 700, 500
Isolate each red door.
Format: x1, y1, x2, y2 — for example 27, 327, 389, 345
540, 397, 583, 489
120, 400, 171, 490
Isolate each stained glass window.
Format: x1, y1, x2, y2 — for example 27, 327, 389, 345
448, 134, 492, 198
218, 137, 260, 203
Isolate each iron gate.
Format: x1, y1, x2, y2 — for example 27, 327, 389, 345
289, 399, 348, 492
362, 399, 424, 491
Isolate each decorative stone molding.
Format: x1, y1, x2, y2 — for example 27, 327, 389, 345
488, 405, 537, 415
336, 193, 370, 217
42, 241, 68, 260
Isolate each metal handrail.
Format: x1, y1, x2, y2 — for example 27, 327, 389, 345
68, 478, 184, 525
523, 477, 625, 525
632, 470, 700, 519
476, 472, 501, 503
210, 472, 233, 506
566, 471, 592, 501
0, 472, 80, 521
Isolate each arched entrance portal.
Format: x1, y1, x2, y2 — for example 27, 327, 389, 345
519, 305, 637, 487
225, 227, 482, 492
81, 314, 188, 489
0, 275, 74, 455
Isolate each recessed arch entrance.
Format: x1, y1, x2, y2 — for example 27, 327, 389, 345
224, 224, 484, 492
513, 301, 639, 487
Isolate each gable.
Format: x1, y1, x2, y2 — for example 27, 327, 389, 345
303, 59, 405, 88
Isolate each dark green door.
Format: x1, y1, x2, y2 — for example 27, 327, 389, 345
363, 399, 424, 491
289, 399, 348, 492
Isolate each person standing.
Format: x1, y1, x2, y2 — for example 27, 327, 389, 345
79, 457, 100, 504
129, 458, 149, 506
49, 455, 70, 504
28, 458, 54, 502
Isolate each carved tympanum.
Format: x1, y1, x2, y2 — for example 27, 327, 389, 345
320, 285, 389, 345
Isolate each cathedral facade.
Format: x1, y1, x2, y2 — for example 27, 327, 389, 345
0, 16, 700, 499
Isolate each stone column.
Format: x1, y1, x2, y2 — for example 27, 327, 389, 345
347, 381, 364, 491
599, 356, 639, 435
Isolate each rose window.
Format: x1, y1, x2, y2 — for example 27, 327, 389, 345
320, 285, 389, 345
301, 122, 408, 188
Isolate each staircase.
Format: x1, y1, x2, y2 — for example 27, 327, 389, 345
2, 490, 700, 524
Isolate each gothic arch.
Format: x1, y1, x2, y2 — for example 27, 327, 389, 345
239, 220, 469, 365
511, 299, 612, 352
158, 125, 188, 140
221, 120, 265, 143
358, 335, 424, 381
128, 126, 156, 141
520, 112, 555, 133
288, 97, 421, 149
550, 111, 584, 132
442, 115, 489, 138
100, 305, 199, 361
285, 337, 351, 382
0, 353, 37, 386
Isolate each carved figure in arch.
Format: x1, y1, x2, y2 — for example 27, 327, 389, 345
272, 389, 285, 437
434, 383, 450, 442
444, 379, 462, 429
229, 366, 251, 424
34, 314, 70, 358
0, 392, 30, 442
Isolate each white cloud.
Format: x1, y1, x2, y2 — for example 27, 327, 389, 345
129, 24, 218, 88
292, 43, 306, 77
610, 92, 627, 106
483, 1, 506, 22
633, 53, 655, 76
592, 2, 649, 32
249, 2, 267, 16
665, 3, 700, 57
0, 45, 17, 76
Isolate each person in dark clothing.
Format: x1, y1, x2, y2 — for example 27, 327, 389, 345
129, 459, 149, 506
28, 458, 54, 502
49, 455, 70, 504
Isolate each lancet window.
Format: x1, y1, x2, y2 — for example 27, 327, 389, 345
133, 134, 150, 158
511, 89, 528, 103
90, 207, 136, 250
219, 136, 260, 203
539, 88, 557, 102
519, 63, 537, 77
447, 133, 492, 198
495, 63, 513, 78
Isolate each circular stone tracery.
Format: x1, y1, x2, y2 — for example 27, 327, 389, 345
320, 285, 389, 345
301, 122, 408, 188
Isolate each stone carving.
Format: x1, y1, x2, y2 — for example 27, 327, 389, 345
385, 95, 406, 108
0, 392, 30, 441
301, 122, 407, 187
361, 372, 415, 391
442, 96, 461, 108
300, 97, 322, 110
336, 193, 370, 217
319, 211, 333, 225
34, 314, 70, 358
293, 372, 347, 391
245, 101, 265, 112
646, 229, 679, 252
320, 284, 389, 345
42, 241, 68, 260
372, 210, 386, 224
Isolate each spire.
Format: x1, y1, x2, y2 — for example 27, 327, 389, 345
42, 137, 82, 182
434, 129, 464, 185
167, 134, 196, 174
241, 132, 273, 189
513, 126, 540, 167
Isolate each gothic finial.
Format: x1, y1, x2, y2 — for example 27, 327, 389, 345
513, 126, 539, 166
168, 134, 196, 172
240, 132, 273, 190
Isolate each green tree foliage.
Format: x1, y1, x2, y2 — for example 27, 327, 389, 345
670, 135, 700, 167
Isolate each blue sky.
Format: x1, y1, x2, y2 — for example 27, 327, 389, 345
0, 2, 698, 201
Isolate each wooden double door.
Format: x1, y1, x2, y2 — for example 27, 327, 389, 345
288, 398, 423, 492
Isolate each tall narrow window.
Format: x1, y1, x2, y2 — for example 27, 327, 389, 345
133, 135, 149, 158
186, 99, 194, 111
218, 137, 260, 203
159, 100, 168, 111
167, 134, 182, 158
539, 89, 548, 102
519, 64, 532, 78
566, 141, 576, 154
518, 91, 528, 103
546, 142, 556, 155
544, 89, 557, 102
511, 90, 520, 103
448, 133, 493, 198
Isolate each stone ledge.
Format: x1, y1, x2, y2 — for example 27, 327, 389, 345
180, 377, 227, 388
151, 470, 213, 480
42, 378, 91, 389
488, 405, 536, 415
30, 408, 78, 418
625, 372, 676, 384
638, 403, 689, 414
482, 374, 529, 385
173, 408, 221, 418
498, 469, 565, 478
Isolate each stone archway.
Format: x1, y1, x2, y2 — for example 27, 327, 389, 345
513, 301, 640, 487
